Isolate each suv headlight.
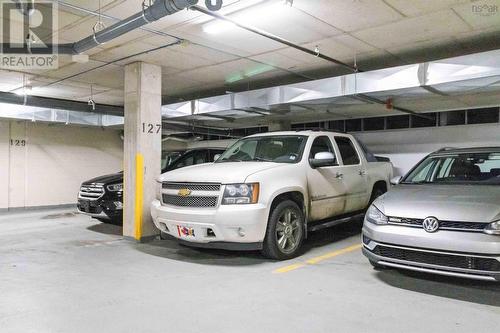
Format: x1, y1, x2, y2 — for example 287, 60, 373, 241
365, 205, 388, 225
222, 183, 259, 205
484, 221, 500, 235
107, 183, 123, 192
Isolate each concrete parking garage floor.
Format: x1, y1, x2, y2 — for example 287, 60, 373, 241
1, 208, 499, 333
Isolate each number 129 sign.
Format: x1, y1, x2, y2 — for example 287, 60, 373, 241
142, 123, 161, 134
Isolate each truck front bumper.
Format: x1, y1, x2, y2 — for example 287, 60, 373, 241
150, 200, 269, 250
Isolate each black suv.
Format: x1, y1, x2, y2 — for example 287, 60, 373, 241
77, 148, 225, 223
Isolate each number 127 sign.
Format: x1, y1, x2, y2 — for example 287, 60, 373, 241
142, 123, 161, 134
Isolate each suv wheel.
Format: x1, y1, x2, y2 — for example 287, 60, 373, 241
262, 200, 304, 260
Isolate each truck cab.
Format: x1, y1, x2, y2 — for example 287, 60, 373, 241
151, 131, 393, 259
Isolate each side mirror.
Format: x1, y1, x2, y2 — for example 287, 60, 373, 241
310, 152, 337, 169
213, 154, 221, 162
390, 176, 402, 185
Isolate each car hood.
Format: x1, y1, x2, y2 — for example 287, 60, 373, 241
159, 162, 285, 184
376, 185, 500, 223
82, 172, 123, 185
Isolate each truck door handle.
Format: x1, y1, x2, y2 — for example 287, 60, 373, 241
335, 172, 344, 179
359, 170, 366, 176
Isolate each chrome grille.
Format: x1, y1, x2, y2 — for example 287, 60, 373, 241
388, 217, 489, 232
79, 184, 104, 200
162, 194, 218, 208
162, 182, 221, 192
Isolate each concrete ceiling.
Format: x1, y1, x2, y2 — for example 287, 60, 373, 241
1, 0, 499, 107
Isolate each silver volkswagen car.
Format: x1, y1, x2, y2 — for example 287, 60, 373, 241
362, 147, 500, 281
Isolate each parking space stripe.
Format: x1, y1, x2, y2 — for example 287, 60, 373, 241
274, 263, 306, 274
273, 243, 362, 274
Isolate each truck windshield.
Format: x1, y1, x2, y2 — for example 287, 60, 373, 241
401, 152, 500, 185
216, 135, 307, 164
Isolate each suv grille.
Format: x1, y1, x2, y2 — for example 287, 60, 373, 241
373, 245, 500, 272
162, 182, 221, 192
79, 184, 104, 200
388, 217, 489, 232
162, 194, 218, 208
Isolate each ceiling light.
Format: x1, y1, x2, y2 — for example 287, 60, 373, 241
202, 0, 290, 35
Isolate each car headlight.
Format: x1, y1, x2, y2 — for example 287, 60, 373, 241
107, 183, 123, 192
484, 221, 500, 235
222, 183, 259, 205
365, 204, 388, 225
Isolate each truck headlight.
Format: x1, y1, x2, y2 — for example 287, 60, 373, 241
156, 181, 162, 201
222, 183, 259, 205
484, 221, 500, 235
365, 205, 388, 225
107, 183, 123, 192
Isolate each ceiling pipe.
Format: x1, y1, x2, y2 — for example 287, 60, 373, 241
190, 5, 360, 73
1, 0, 198, 54
0, 91, 123, 115
56, 1, 183, 42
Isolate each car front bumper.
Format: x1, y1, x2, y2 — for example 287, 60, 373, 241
77, 198, 123, 220
362, 220, 500, 281
150, 199, 269, 250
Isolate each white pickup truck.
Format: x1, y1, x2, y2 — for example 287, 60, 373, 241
151, 131, 393, 259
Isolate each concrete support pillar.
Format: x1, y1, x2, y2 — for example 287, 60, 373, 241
123, 62, 162, 241
268, 120, 291, 131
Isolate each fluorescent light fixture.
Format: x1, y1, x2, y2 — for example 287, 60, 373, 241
203, 0, 290, 35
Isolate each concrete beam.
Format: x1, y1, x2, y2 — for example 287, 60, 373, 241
123, 62, 162, 241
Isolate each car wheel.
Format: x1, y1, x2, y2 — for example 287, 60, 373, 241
262, 200, 304, 260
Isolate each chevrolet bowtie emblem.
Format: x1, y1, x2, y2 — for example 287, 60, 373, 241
178, 188, 192, 197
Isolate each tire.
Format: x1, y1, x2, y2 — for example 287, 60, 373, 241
262, 200, 305, 260
369, 186, 386, 205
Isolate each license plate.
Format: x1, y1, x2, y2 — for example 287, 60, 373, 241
177, 225, 195, 237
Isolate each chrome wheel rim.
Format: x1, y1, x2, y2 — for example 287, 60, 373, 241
275, 208, 302, 254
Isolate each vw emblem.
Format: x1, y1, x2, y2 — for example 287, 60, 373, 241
422, 217, 440, 233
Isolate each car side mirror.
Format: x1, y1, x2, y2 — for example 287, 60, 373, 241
213, 154, 221, 162
310, 152, 337, 169
390, 176, 402, 185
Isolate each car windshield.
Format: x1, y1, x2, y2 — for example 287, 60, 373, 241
216, 135, 307, 164
402, 151, 500, 185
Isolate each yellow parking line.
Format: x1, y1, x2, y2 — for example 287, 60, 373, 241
273, 243, 362, 274
274, 263, 306, 274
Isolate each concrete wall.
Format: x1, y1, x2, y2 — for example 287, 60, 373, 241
0, 119, 123, 210
356, 123, 500, 176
